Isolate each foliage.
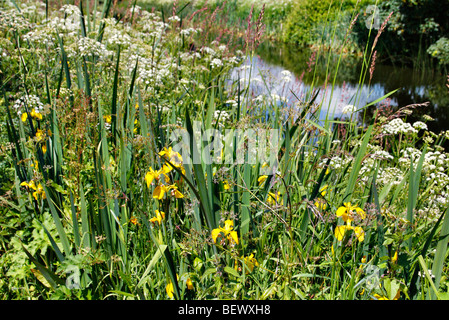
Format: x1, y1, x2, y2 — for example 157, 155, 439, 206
281, 0, 373, 50
0, 0, 448, 301
355, 0, 449, 67
428, 37, 449, 66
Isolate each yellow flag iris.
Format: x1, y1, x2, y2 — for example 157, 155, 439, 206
149, 210, 165, 225
334, 222, 365, 242
20, 180, 46, 201
336, 202, 366, 222
211, 219, 239, 245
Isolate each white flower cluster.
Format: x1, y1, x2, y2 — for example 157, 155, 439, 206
270, 93, 288, 103
131, 54, 172, 88
382, 118, 418, 135
129, 5, 141, 15
376, 166, 405, 186
412, 121, 428, 131
23, 27, 56, 46
225, 100, 238, 108
168, 15, 181, 23
423, 150, 449, 174
105, 27, 132, 47
359, 148, 394, 182
41, 5, 82, 37
202, 47, 216, 57
180, 28, 199, 37
371, 149, 394, 160
75, 37, 112, 59
398, 147, 422, 169
59, 4, 81, 17
214, 110, 231, 121
211, 58, 223, 69
320, 155, 352, 170
342, 104, 357, 115
0, 7, 32, 32
12, 94, 44, 116
140, 13, 168, 38
281, 70, 292, 83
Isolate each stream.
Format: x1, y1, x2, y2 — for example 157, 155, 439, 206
232, 41, 449, 134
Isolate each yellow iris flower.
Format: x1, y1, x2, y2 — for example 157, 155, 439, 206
258, 175, 268, 185
145, 167, 160, 188
314, 198, 327, 211
211, 219, 239, 245
153, 184, 184, 200
166, 274, 179, 299
20, 180, 46, 201
186, 278, 194, 290
168, 184, 184, 198
30, 109, 43, 120
320, 185, 328, 197
159, 147, 183, 168
153, 184, 169, 200
335, 222, 365, 242
267, 191, 281, 205
243, 254, 259, 273
149, 210, 165, 225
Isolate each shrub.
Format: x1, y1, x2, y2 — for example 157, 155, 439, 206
428, 37, 449, 65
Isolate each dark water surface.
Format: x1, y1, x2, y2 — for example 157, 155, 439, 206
241, 41, 449, 134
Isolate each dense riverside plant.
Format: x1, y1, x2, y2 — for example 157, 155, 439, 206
1, 0, 449, 300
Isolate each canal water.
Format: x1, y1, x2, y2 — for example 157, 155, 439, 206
232, 41, 448, 134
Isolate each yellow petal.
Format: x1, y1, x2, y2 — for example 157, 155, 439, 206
336, 206, 348, 219
258, 175, 268, 185
161, 164, 172, 174
31, 110, 43, 120
228, 230, 239, 245
335, 225, 350, 241
223, 219, 234, 232
153, 185, 166, 200
149, 217, 158, 224
320, 185, 328, 196
156, 210, 165, 220
355, 207, 366, 220
391, 251, 398, 264
170, 152, 183, 167
21, 112, 28, 122
145, 171, 155, 188
166, 282, 174, 298
211, 228, 222, 243
28, 180, 37, 191
173, 189, 184, 198
314, 199, 327, 210
159, 147, 172, 157
186, 278, 194, 290
104, 115, 112, 123
353, 226, 365, 242
244, 254, 258, 272
20, 181, 29, 188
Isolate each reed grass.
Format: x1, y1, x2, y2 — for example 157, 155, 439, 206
0, 0, 448, 300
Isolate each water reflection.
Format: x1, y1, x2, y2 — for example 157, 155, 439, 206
232, 41, 448, 133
